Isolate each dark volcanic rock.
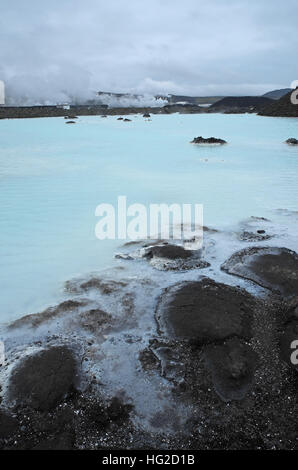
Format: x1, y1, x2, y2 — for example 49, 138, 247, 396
78, 308, 112, 334
204, 338, 258, 401
222, 247, 298, 297
286, 138, 298, 145
9, 299, 86, 329
0, 411, 19, 438
66, 120, 76, 124
239, 231, 272, 242
191, 136, 227, 145
211, 96, 273, 113
259, 90, 298, 117
144, 244, 210, 271
123, 118, 131, 122
117, 242, 210, 271
156, 278, 256, 344
8, 346, 77, 411
143, 113, 151, 118
280, 320, 298, 370
146, 244, 193, 260
33, 432, 74, 450
65, 277, 127, 294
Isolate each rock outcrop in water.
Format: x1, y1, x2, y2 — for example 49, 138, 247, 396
116, 242, 210, 271
286, 138, 298, 145
8, 346, 77, 411
156, 278, 255, 344
222, 246, 298, 297
238, 230, 273, 242
191, 136, 227, 145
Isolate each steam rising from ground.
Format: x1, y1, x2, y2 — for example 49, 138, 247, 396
3, 67, 95, 106
2, 70, 168, 107
97, 93, 168, 108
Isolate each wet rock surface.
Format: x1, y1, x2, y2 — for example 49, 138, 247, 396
8, 299, 87, 329
239, 230, 273, 242
222, 247, 298, 297
156, 278, 255, 344
191, 136, 227, 145
147, 244, 194, 260
138, 287, 298, 449
279, 300, 298, 371
0, 411, 18, 438
8, 346, 77, 411
65, 277, 128, 295
0, 387, 134, 450
204, 338, 258, 401
2, 225, 298, 449
116, 242, 210, 271
286, 138, 298, 145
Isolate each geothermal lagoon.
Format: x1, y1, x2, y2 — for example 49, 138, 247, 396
1, 113, 298, 320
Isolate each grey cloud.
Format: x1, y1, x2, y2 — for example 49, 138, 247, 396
0, 0, 296, 104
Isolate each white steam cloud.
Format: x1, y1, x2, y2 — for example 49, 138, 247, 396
2, 69, 169, 107
97, 94, 168, 108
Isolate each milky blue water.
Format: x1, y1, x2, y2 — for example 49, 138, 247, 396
1, 113, 298, 321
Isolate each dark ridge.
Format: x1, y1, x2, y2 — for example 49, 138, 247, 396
210, 96, 273, 112
262, 88, 292, 100
0, 103, 203, 119
259, 89, 298, 117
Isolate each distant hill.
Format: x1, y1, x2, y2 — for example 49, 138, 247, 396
163, 94, 223, 105
210, 96, 273, 112
259, 90, 298, 117
262, 88, 292, 100
97, 91, 223, 107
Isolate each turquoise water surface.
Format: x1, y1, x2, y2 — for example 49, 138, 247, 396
0, 113, 298, 320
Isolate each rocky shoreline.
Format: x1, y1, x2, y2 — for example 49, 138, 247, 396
0, 104, 205, 120
1, 219, 298, 450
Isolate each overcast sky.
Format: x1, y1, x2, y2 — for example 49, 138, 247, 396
0, 0, 297, 103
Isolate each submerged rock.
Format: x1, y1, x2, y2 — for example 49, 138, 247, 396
123, 118, 131, 122
143, 113, 151, 118
77, 308, 112, 334
8, 346, 77, 411
191, 136, 227, 145
222, 247, 298, 297
285, 138, 298, 145
9, 299, 86, 329
65, 277, 127, 295
143, 244, 209, 271
115, 242, 209, 271
65, 120, 76, 124
146, 244, 193, 260
204, 338, 258, 401
156, 278, 256, 344
239, 230, 273, 242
